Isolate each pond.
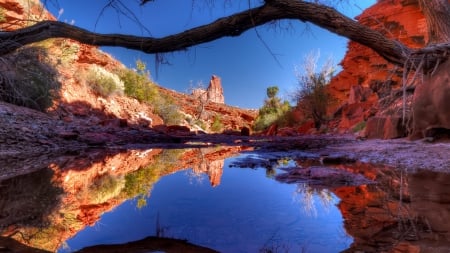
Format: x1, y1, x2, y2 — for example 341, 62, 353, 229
0, 146, 449, 252
59, 153, 350, 253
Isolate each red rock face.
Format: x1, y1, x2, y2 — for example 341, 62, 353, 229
327, 0, 428, 137
207, 75, 225, 104
0, 0, 55, 30
190, 75, 225, 104
161, 85, 257, 131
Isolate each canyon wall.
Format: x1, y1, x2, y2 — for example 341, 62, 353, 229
328, 0, 428, 138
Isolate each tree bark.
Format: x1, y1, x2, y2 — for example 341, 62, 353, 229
0, 0, 411, 65
419, 0, 450, 44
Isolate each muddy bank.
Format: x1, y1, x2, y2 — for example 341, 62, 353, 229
1, 100, 449, 175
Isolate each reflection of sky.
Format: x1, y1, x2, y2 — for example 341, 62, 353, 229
60, 155, 352, 253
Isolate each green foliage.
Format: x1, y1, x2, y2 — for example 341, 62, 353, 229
152, 94, 184, 125
253, 86, 292, 131
59, 40, 80, 65
294, 52, 336, 129
194, 119, 207, 130
0, 7, 6, 23
0, 47, 60, 111
352, 121, 366, 132
211, 114, 223, 132
87, 174, 125, 204
120, 60, 157, 102
33, 39, 80, 66
266, 86, 279, 99
122, 149, 184, 208
119, 60, 183, 124
87, 65, 124, 97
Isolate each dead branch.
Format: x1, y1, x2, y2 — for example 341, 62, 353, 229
0, 0, 411, 66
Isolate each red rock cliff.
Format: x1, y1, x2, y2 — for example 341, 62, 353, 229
328, 0, 428, 137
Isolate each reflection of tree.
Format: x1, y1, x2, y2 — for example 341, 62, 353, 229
293, 183, 333, 217
0, 168, 62, 235
0, 168, 64, 251
122, 149, 184, 208
78, 174, 126, 205
0, 236, 50, 253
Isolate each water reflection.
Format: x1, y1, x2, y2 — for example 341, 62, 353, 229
1, 147, 450, 252
60, 155, 349, 253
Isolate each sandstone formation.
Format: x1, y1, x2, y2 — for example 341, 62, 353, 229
0, 0, 54, 31
328, 0, 428, 138
207, 75, 225, 104
191, 75, 225, 104
411, 59, 450, 139
163, 85, 257, 132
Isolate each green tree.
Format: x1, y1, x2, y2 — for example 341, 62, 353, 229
267, 86, 279, 99
254, 86, 292, 131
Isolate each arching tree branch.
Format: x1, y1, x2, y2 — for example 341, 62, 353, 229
0, 0, 438, 67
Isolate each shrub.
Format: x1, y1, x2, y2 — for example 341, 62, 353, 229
0, 7, 6, 23
119, 60, 183, 124
294, 51, 336, 129
122, 149, 184, 208
253, 86, 292, 131
151, 94, 184, 125
0, 47, 60, 111
352, 121, 366, 132
87, 174, 125, 204
211, 115, 223, 132
33, 39, 80, 66
59, 40, 80, 65
87, 65, 124, 97
194, 119, 207, 130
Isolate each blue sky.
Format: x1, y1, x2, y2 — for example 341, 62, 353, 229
45, 0, 376, 109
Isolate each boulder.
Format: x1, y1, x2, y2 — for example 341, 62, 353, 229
365, 116, 406, 139
411, 60, 450, 139
240, 126, 250, 136
297, 120, 315, 134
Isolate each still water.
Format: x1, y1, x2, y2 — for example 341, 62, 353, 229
59, 153, 351, 253
3, 147, 448, 252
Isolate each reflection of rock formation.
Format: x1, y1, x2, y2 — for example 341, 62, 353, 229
0, 146, 247, 252
192, 158, 224, 187
406, 171, 450, 252
276, 157, 450, 252
184, 147, 250, 187
0, 168, 62, 233
330, 162, 450, 252
0, 149, 162, 251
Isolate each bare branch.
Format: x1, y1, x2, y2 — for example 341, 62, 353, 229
0, 0, 418, 67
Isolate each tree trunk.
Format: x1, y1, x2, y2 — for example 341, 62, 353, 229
0, 0, 411, 65
419, 0, 450, 44
411, 0, 450, 138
